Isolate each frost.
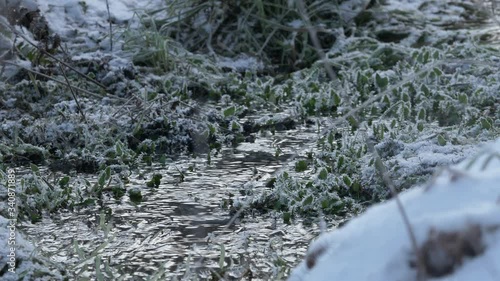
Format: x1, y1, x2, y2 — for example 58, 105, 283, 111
289, 139, 500, 281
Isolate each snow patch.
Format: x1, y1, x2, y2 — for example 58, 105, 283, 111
289, 138, 500, 281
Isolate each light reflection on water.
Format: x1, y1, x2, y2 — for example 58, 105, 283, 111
20, 125, 323, 279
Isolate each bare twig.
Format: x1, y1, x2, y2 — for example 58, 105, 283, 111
0, 59, 126, 101
105, 0, 113, 51
58, 63, 87, 122
364, 132, 426, 280
295, 0, 337, 81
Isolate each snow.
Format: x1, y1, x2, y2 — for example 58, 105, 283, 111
37, 0, 156, 36
216, 54, 264, 72
0, 216, 64, 280
288, 19, 303, 29
288, 138, 500, 281
33, 0, 164, 69
37, 0, 264, 73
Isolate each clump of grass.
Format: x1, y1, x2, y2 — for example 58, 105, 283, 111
138, 0, 360, 72
0, 164, 130, 223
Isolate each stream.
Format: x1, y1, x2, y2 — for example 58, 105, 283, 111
19, 122, 326, 280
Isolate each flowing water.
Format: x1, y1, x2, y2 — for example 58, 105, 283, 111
19, 122, 327, 280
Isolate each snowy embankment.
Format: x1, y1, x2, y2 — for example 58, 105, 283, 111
289, 138, 500, 281
0, 216, 64, 280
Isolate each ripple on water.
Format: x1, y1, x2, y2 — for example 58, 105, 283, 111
19, 126, 323, 279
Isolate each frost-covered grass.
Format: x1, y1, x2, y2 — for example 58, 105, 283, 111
138, 0, 346, 71
251, 40, 500, 222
